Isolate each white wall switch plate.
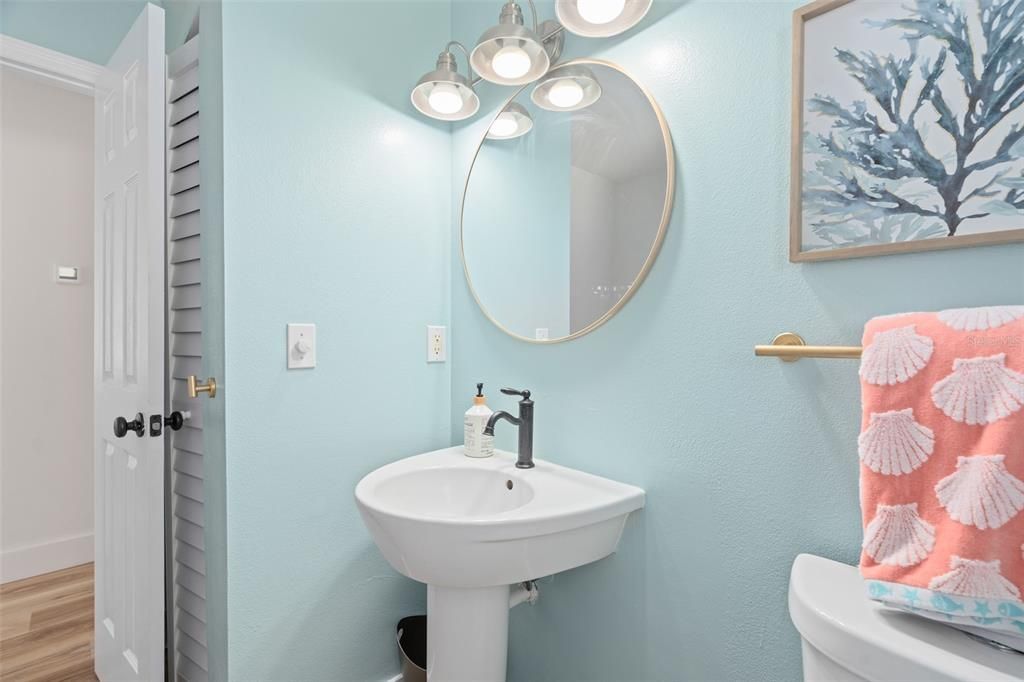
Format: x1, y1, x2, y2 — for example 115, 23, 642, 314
55, 265, 80, 283
287, 323, 316, 369
427, 325, 446, 363
535, 328, 549, 340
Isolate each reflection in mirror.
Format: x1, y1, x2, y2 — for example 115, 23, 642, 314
461, 60, 673, 342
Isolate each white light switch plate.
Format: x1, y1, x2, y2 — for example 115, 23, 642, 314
427, 325, 446, 363
55, 265, 80, 283
287, 323, 316, 369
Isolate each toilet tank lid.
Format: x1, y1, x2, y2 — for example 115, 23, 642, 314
788, 554, 1022, 682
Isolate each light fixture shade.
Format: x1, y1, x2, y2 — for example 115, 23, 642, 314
555, 0, 652, 37
470, 2, 551, 86
531, 65, 602, 112
411, 55, 480, 121
486, 102, 534, 140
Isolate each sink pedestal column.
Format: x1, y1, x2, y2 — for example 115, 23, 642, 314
427, 584, 510, 681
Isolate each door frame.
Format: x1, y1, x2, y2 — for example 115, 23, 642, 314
1, 32, 172, 675
0, 35, 103, 95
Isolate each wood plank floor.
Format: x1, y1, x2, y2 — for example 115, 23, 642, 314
0, 563, 96, 681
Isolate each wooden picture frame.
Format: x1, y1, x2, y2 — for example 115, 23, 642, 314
790, 0, 1024, 262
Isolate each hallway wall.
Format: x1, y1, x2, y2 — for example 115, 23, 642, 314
0, 68, 95, 582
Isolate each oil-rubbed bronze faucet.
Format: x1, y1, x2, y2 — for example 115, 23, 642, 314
483, 388, 534, 469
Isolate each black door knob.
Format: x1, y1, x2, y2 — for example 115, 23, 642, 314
148, 411, 186, 436
113, 413, 146, 438
164, 411, 185, 431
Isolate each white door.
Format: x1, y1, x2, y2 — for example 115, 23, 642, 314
93, 4, 166, 681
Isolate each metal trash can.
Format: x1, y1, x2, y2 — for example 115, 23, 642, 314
396, 615, 427, 682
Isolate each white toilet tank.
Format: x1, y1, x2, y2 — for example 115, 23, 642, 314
788, 554, 1023, 681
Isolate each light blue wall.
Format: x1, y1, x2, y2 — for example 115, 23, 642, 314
0, 0, 158, 63
218, 1, 452, 678
163, 0, 199, 50
450, 2, 1024, 681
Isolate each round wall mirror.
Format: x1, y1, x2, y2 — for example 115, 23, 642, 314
461, 59, 674, 343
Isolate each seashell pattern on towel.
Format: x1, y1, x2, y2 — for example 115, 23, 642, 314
858, 408, 934, 476
930, 354, 1024, 425
863, 503, 935, 566
928, 556, 1021, 599
859, 325, 934, 386
934, 455, 1024, 530
937, 305, 1024, 331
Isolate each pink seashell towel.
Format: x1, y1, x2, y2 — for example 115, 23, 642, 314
858, 305, 1024, 645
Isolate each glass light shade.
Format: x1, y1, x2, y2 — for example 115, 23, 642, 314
411, 68, 480, 122
486, 102, 533, 140
530, 66, 602, 112
471, 26, 550, 85
555, 0, 652, 37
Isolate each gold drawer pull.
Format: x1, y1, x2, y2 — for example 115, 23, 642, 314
187, 375, 217, 398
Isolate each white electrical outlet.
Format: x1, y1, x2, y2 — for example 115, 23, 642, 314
535, 328, 549, 340
427, 325, 446, 363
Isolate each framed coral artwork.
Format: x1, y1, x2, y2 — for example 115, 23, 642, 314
791, 0, 1024, 261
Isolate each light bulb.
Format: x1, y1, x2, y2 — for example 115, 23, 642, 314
428, 83, 462, 115
547, 79, 584, 108
576, 0, 626, 24
491, 45, 531, 79
489, 113, 519, 138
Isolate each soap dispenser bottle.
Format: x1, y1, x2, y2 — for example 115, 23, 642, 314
464, 383, 494, 458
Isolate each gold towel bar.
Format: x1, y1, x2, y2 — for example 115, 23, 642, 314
754, 332, 863, 362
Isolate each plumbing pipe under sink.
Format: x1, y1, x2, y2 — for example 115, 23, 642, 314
509, 580, 539, 608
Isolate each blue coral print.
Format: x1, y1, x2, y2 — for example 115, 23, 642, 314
802, 0, 1024, 250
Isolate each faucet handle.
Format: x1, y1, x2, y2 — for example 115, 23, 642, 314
501, 387, 531, 400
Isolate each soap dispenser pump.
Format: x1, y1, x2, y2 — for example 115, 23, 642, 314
464, 383, 494, 458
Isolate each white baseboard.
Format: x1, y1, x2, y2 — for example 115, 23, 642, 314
0, 532, 93, 583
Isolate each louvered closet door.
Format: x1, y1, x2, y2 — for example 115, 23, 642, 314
166, 34, 209, 682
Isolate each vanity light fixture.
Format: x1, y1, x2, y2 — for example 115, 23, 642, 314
531, 65, 602, 111
555, 0, 653, 37
411, 42, 481, 121
410, 1, 652, 122
486, 102, 534, 140
470, 1, 560, 86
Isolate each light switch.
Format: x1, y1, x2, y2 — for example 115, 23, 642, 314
56, 265, 80, 283
287, 323, 316, 369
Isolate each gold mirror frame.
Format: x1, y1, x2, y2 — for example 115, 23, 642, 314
459, 58, 675, 344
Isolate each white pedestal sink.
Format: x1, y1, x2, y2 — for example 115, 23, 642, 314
355, 446, 645, 681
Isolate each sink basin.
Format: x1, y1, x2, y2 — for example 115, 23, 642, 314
355, 446, 645, 681
370, 466, 535, 519
355, 446, 645, 588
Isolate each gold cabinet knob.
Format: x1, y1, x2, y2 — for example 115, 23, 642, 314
187, 375, 217, 399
